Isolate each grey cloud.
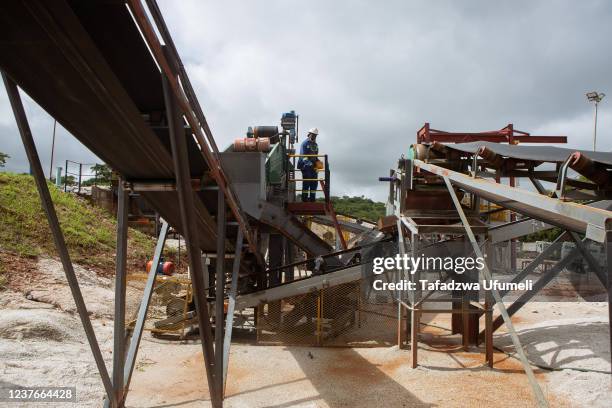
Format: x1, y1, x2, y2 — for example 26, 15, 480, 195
2, 1, 611, 201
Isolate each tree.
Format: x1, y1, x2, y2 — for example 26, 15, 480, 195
61, 175, 77, 186
318, 195, 386, 222
82, 163, 112, 187
0, 152, 9, 167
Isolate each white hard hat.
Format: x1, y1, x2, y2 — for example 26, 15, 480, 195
308, 128, 319, 136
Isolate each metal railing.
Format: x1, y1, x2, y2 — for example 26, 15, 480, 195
63, 160, 100, 193
287, 154, 330, 201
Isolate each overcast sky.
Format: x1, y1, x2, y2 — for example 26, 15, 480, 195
1, 0, 611, 201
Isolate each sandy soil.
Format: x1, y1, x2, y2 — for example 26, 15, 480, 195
0, 258, 610, 407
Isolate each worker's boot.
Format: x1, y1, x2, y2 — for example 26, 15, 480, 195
301, 192, 308, 202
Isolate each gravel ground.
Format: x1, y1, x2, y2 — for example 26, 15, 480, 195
0, 258, 610, 407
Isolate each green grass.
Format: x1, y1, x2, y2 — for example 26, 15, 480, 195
319, 195, 386, 222
0, 173, 155, 273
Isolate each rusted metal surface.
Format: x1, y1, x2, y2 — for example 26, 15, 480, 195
233, 137, 272, 152
126, 0, 258, 255
163, 72, 221, 407
569, 152, 610, 186
404, 189, 457, 211
377, 215, 399, 233
0, 0, 269, 267
436, 140, 612, 167
423, 140, 612, 190
286, 202, 328, 215
0, 1, 227, 253
417, 122, 567, 144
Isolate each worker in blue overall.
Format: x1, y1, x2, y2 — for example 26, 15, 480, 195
297, 128, 321, 202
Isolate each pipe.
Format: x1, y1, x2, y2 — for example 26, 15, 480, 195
569, 152, 610, 186
477, 146, 504, 168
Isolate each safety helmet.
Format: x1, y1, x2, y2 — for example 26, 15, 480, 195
308, 128, 319, 136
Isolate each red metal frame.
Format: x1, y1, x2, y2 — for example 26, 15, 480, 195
417, 123, 567, 144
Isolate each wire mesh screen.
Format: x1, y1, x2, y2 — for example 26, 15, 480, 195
256, 275, 397, 347
126, 274, 194, 338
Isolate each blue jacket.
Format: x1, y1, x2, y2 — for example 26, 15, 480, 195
298, 139, 319, 171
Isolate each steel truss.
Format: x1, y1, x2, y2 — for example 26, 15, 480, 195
3, 71, 244, 407
385, 155, 612, 407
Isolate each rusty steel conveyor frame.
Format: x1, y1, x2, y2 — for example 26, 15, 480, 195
400, 159, 612, 405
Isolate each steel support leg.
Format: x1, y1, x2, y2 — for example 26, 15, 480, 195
113, 184, 129, 407
396, 219, 408, 348
410, 232, 420, 368
397, 302, 406, 349
410, 308, 420, 368
283, 237, 294, 282
485, 240, 494, 367
461, 295, 469, 351
606, 231, 612, 375
163, 73, 221, 408
529, 176, 548, 195
223, 229, 243, 395
2, 73, 114, 403
103, 222, 170, 408
215, 189, 226, 401
443, 177, 548, 408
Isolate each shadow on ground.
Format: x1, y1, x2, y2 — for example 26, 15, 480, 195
266, 347, 434, 408
495, 321, 611, 371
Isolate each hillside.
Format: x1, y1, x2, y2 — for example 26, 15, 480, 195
0, 173, 168, 289
324, 195, 386, 222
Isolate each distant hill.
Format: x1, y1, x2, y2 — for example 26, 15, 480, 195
322, 195, 386, 222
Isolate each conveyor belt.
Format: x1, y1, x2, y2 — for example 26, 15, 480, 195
0, 1, 232, 253
0, 1, 348, 262
414, 159, 612, 243
235, 262, 366, 310
438, 141, 612, 167
236, 232, 391, 308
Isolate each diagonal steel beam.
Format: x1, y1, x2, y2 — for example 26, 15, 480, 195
2, 73, 114, 403
477, 233, 589, 343
127, 0, 257, 256
163, 73, 221, 408
606, 231, 612, 374
443, 176, 549, 408
486, 245, 580, 337
223, 228, 243, 395
214, 189, 226, 403
499, 232, 568, 298
125, 221, 168, 383
569, 231, 607, 287
103, 222, 170, 408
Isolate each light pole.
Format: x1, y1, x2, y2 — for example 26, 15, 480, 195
586, 91, 605, 151
49, 119, 57, 181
